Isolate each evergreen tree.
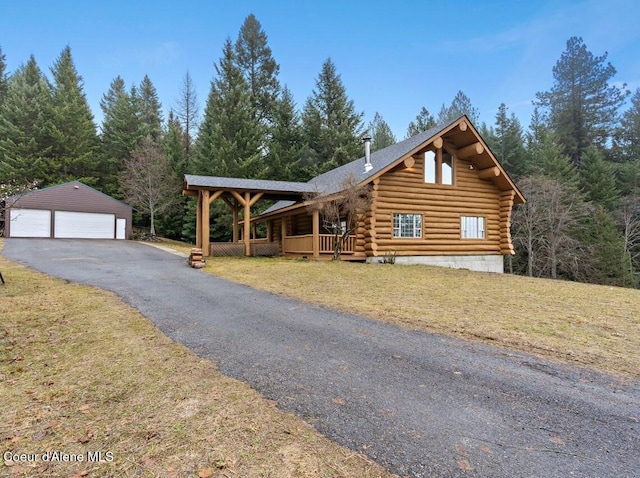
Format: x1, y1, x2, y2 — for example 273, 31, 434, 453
532, 134, 579, 187
301, 58, 364, 175
99, 78, 144, 196
0, 56, 54, 185
0, 46, 9, 108
490, 103, 527, 178
158, 110, 187, 239
616, 88, 640, 163
368, 112, 396, 152
138, 75, 163, 142
535, 36, 628, 165
437, 90, 479, 124
234, 14, 280, 125
175, 71, 199, 170
579, 146, 619, 209
48, 46, 99, 184
579, 206, 631, 287
164, 110, 187, 176
194, 39, 264, 178
406, 106, 436, 138
265, 86, 304, 181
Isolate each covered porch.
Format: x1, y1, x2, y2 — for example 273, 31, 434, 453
183, 175, 357, 259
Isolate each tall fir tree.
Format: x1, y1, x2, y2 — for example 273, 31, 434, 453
99, 78, 144, 196
234, 14, 280, 125
0, 46, 9, 108
488, 103, 527, 178
532, 134, 579, 188
265, 86, 304, 181
138, 75, 163, 142
437, 90, 479, 124
406, 106, 436, 138
368, 112, 396, 152
0, 56, 54, 185
579, 146, 619, 210
157, 110, 187, 239
535, 36, 628, 165
616, 88, 640, 163
194, 38, 264, 178
48, 46, 99, 184
175, 71, 199, 171
301, 58, 364, 175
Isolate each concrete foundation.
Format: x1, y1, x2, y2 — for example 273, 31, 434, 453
366, 254, 504, 273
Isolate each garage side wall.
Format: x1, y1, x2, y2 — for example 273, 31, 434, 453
5, 182, 132, 239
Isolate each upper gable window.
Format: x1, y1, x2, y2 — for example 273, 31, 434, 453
424, 148, 454, 185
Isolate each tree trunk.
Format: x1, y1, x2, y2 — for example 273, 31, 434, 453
150, 208, 156, 236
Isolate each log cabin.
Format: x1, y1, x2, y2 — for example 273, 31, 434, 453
182, 115, 525, 273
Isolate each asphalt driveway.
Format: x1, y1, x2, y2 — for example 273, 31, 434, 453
3, 239, 639, 477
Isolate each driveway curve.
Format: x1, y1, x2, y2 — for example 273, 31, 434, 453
3, 239, 639, 477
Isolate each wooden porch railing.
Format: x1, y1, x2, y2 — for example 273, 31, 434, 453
283, 234, 355, 255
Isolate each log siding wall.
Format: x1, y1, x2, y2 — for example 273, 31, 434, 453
370, 153, 505, 256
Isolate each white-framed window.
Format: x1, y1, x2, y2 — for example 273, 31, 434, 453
424, 148, 454, 185
461, 216, 485, 239
442, 149, 453, 185
393, 213, 422, 238
425, 150, 436, 184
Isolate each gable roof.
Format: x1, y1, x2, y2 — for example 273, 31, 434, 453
261, 115, 524, 216
6, 180, 133, 209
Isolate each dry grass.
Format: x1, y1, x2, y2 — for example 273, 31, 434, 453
0, 241, 395, 478
201, 256, 640, 379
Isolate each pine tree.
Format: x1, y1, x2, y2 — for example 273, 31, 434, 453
194, 39, 264, 178
99, 78, 144, 196
234, 14, 280, 125
368, 112, 396, 152
48, 46, 99, 184
265, 86, 304, 181
616, 88, 640, 163
533, 134, 579, 188
175, 71, 199, 170
406, 106, 436, 138
579, 146, 619, 210
0, 46, 9, 108
301, 58, 364, 175
437, 90, 479, 124
491, 103, 527, 178
138, 75, 163, 142
535, 36, 628, 165
0, 56, 54, 185
158, 110, 187, 239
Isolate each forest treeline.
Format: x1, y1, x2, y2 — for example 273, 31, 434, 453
0, 16, 638, 287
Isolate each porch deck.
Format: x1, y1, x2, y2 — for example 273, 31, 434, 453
210, 234, 356, 258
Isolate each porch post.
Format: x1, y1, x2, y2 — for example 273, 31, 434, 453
244, 191, 251, 256
312, 208, 320, 259
281, 216, 287, 255
195, 190, 203, 249
202, 189, 210, 256
232, 201, 239, 243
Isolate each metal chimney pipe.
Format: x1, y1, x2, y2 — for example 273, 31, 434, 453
363, 136, 372, 172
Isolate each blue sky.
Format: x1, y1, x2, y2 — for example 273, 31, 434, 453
1, 0, 639, 139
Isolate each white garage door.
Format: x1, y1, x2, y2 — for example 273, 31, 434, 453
9, 208, 52, 237
54, 211, 115, 239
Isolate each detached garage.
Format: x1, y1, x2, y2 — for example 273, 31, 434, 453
5, 181, 132, 239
